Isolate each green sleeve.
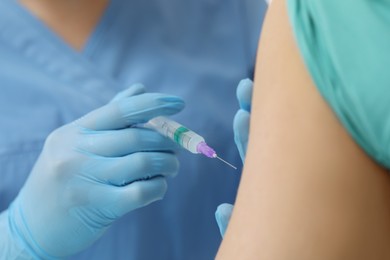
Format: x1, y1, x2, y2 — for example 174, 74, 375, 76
287, 0, 390, 168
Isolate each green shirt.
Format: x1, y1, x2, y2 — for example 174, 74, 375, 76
288, 0, 390, 168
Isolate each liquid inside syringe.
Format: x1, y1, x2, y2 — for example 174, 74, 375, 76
144, 116, 237, 170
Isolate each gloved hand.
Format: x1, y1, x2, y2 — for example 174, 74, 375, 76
215, 78, 253, 237
1, 83, 184, 259
234, 78, 252, 162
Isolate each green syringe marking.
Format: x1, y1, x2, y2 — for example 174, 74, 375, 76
174, 126, 189, 146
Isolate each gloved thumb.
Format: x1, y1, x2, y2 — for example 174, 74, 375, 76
215, 203, 234, 237
110, 83, 146, 103
234, 109, 250, 162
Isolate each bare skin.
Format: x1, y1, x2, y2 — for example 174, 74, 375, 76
217, 0, 390, 259
19, 0, 109, 50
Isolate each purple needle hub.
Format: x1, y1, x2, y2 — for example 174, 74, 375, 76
196, 142, 216, 158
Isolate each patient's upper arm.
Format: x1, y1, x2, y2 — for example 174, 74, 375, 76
217, 0, 390, 259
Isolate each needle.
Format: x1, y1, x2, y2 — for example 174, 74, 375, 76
215, 155, 237, 170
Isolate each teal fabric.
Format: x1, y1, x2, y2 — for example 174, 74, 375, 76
287, 0, 390, 168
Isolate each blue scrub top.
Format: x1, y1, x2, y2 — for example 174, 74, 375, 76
0, 0, 266, 259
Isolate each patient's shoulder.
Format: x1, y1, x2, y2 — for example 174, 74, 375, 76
217, 0, 390, 259
287, 0, 390, 169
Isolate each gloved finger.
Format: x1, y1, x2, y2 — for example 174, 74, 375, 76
77, 128, 177, 157
111, 176, 168, 217
110, 83, 146, 103
76, 93, 185, 131
215, 203, 234, 237
84, 152, 179, 186
236, 78, 253, 112
234, 109, 250, 162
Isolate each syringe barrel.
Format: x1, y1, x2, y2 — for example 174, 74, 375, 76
146, 116, 205, 154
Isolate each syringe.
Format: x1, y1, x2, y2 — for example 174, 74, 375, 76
144, 116, 237, 170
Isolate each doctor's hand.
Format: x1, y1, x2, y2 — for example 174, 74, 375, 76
7, 84, 184, 259
215, 78, 253, 237
233, 78, 252, 162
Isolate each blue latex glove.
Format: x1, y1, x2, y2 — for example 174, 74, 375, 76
215, 203, 234, 237
234, 78, 252, 162
0, 84, 184, 259
215, 78, 253, 237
